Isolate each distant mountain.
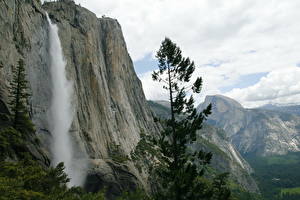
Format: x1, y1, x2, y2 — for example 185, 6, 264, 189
260, 104, 300, 116
196, 124, 259, 193
152, 100, 170, 108
148, 100, 259, 193
198, 95, 300, 156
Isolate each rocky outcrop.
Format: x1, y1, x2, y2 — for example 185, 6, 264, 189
0, 0, 159, 196
85, 159, 140, 199
198, 95, 300, 156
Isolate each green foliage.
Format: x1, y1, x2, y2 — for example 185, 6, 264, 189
117, 189, 152, 200
281, 187, 300, 196
277, 191, 300, 200
245, 152, 300, 200
0, 158, 105, 200
148, 38, 232, 200
0, 60, 107, 199
211, 173, 232, 200
8, 59, 34, 134
0, 119, 104, 199
0, 127, 27, 160
109, 143, 129, 163
229, 182, 264, 200
131, 131, 164, 174
195, 136, 229, 160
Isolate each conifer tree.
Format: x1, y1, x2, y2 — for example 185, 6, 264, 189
151, 38, 230, 200
8, 59, 34, 134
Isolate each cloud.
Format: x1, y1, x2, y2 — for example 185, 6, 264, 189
72, 0, 300, 107
225, 67, 300, 107
139, 71, 169, 101
140, 67, 223, 105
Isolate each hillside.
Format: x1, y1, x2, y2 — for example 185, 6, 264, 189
198, 95, 300, 156
197, 95, 300, 200
148, 100, 259, 193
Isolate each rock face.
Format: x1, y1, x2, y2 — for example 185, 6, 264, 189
148, 100, 259, 193
0, 0, 159, 196
43, 0, 159, 159
198, 95, 300, 156
196, 124, 259, 193
0, 0, 51, 163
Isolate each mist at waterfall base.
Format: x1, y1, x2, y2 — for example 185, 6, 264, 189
46, 14, 87, 187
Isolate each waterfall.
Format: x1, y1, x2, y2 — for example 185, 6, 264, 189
46, 14, 85, 187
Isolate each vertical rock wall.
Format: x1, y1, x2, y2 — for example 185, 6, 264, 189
0, 0, 159, 195
0, 0, 50, 163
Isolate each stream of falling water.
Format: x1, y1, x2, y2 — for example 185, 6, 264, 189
47, 13, 84, 187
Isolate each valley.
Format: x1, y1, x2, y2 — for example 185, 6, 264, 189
245, 152, 300, 200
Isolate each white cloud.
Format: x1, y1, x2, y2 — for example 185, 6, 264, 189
225, 67, 300, 108
73, 0, 300, 107
140, 67, 224, 105
139, 71, 169, 101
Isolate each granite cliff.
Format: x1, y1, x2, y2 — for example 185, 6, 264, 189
198, 95, 300, 156
0, 0, 159, 197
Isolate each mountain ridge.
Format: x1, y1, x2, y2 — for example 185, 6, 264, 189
260, 104, 300, 116
198, 95, 300, 156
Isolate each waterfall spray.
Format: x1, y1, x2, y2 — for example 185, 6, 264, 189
47, 13, 85, 187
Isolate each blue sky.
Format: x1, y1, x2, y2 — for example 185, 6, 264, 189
219, 72, 269, 93
134, 54, 157, 74
67, 0, 300, 107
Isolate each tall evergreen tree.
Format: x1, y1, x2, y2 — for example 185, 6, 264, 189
151, 38, 230, 200
8, 59, 34, 134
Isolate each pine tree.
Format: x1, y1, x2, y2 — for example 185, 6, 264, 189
151, 38, 230, 200
8, 59, 34, 134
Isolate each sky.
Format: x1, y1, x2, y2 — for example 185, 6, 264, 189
54, 0, 300, 108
